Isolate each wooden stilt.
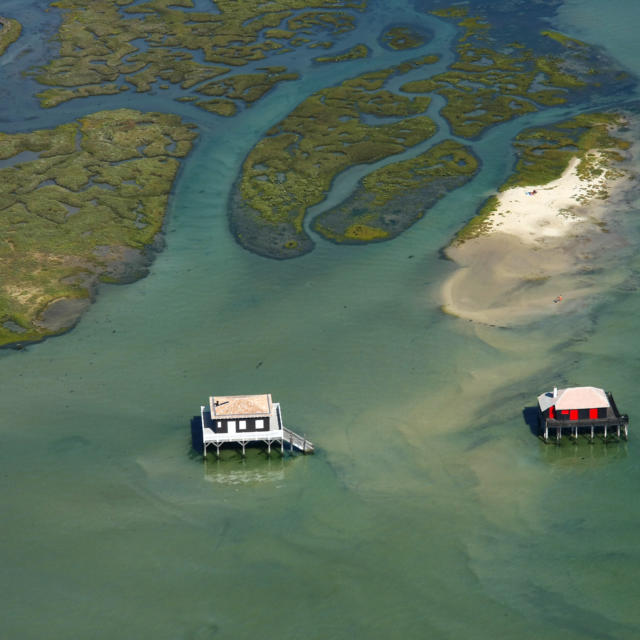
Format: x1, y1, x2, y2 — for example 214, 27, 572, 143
617, 424, 621, 439
590, 426, 594, 443
241, 441, 246, 457
556, 426, 561, 441
544, 424, 549, 442
267, 440, 271, 456
624, 424, 628, 440
604, 424, 607, 441
216, 443, 220, 458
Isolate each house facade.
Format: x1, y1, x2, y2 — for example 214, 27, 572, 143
207, 393, 281, 435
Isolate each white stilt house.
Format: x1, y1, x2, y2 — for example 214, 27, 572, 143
200, 393, 313, 457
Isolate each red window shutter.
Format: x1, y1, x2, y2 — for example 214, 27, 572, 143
589, 408, 598, 419
570, 410, 578, 420
561, 410, 570, 415
549, 406, 555, 419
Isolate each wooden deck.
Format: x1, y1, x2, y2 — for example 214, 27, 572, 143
200, 406, 314, 457
539, 414, 629, 442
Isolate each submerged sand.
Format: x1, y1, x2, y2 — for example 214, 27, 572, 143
442, 154, 632, 326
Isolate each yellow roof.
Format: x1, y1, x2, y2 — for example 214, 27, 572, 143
209, 394, 272, 417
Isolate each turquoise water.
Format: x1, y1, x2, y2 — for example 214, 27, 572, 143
2, 2, 640, 638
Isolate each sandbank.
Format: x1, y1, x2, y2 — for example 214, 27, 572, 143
442, 153, 631, 326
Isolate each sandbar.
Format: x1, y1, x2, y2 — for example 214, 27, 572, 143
441, 153, 631, 326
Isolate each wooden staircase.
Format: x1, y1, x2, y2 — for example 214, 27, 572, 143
283, 427, 314, 454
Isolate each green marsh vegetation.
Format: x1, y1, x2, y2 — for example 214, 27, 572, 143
313, 140, 479, 243
401, 7, 631, 138
195, 67, 299, 117
12, 1, 636, 277
0, 109, 197, 348
313, 44, 369, 64
34, 0, 367, 113
501, 112, 630, 190
230, 59, 440, 259
381, 26, 430, 51
452, 195, 498, 245
10, 0, 373, 345
0, 16, 21, 56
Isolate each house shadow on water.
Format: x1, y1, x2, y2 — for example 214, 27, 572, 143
203, 456, 286, 485
189, 416, 289, 484
190, 415, 205, 455
522, 406, 541, 438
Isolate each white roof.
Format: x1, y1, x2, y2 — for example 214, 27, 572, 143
210, 394, 272, 418
538, 386, 609, 411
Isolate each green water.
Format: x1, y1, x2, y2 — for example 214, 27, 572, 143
3, 1, 640, 638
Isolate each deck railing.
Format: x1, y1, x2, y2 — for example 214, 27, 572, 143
545, 415, 629, 429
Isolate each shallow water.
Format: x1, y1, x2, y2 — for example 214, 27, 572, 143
2, 1, 640, 638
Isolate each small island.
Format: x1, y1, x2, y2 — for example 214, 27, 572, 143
313, 43, 369, 64
381, 25, 431, 51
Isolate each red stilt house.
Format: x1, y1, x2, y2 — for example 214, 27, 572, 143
537, 386, 628, 441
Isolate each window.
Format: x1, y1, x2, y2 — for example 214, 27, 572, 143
228, 421, 236, 432
239, 420, 247, 431
589, 408, 598, 419
255, 419, 264, 430
217, 421, 222, 430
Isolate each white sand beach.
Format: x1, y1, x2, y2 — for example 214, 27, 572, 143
441, 152, 631, 326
